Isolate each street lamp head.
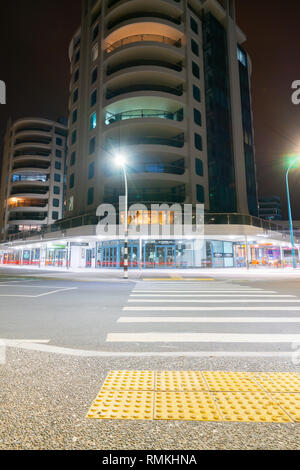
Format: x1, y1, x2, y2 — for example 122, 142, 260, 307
114, 151, 127, 168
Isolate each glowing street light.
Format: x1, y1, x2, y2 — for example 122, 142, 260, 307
286, 154, 300, 269
114, 152, 129, 279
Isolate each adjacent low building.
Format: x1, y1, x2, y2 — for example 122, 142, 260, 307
0, 117, 67, 239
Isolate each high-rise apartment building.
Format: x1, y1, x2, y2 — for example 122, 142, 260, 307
0, 118, 67, 238
66, 0, 258, 218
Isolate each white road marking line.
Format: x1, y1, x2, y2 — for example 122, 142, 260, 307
0, 285, 76, 289
132, 290, 276, 293
130, 294, 294, 298
34, 287, 78, 298
0, 287, 78, 298
106, 333, 300, 343
0, 339, 295, 357
124, 306, 300, 311
118, 316, 300, 323
128, 299, 300, 303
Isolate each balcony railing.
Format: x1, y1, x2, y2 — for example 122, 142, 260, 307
9, 213, 48, 222
106, 133, 185, 149
107, 59, 182, 75
106, 84, 183, 100
108, 0, 182, 10
105, 34, 181, 54
105, 161, 185, 176
107, 11, 182, 30
105, 108, 184, 125
5, 211, 299, 243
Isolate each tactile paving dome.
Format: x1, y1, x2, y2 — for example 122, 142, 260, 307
86, 370, 300, 423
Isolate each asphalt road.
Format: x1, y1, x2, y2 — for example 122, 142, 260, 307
1, 267, 300, 450
0, 268, 300, 356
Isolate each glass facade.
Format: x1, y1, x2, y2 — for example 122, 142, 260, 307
238, 46, 258, 216
202, 13, 237, 213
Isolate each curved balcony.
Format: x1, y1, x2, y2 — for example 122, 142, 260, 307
105, 160, 186, 179
105, 33, 181, 55
11, 174, 50, 184
13, 143, 51, 158
8, 212, 48, 222
104, 184, 186, 205
13, 161, 51, 171
106, 84, 183, 100
105, 108, 184, 126
108, 0, 182, 12
107, 11, 182, 31
106, 133, 184, 151
106, 58, 182, 76
10, 187, 49, 197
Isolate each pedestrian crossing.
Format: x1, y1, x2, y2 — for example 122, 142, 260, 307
105, 280, 300, 356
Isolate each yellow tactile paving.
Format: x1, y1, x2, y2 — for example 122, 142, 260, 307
156, 371, 208, 392
155, 392, 222, 421
271, 393, 300, 422
213, 392, 292, 423
101, 370, 155, 391
255, 372, 300, 393
203, 371, 264, 392
86, 390, 154, 420
86, 371, 300, 423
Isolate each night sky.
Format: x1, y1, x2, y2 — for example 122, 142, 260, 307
1, 0, 300, 219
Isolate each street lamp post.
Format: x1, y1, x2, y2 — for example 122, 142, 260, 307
286, 157, 300, 269
115, 154, 129, 279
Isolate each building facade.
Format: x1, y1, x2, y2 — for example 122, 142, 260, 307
259, 197, 282, 221
66, 0, 258, 219
0, 118, 67, 238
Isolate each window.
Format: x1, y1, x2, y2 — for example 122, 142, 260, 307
194, 109, 202, 126
91, 67, 98, 84
53, 186, 60, 195
54, 174, 61, 183
70, 151, 76, 166
191, 39, 199, 56
190, 17, 198, 34
192, 61, 200, 79
69, 196, 74, 212
56, 137, 63, 146
195, 133, 203, 151
52, 211, 59, 220
55, 161, 61, 170
72, 109, 78, 123
88, 161, 95, 179
238, 47, 247, 67
74, 69, 79, 83
74, 49, 80, 64
92, 24, 99, 41
195, 158, 203, 176
87, 187, 94, 205
73, 88, 78, 103
193, 85, 201, 102
90, 89, 97, 107
69, 173, 75, 189
55, 149, 62, 158
91, 43, 99, 62
90, 112, 97, 130
196, 185, 205, 203
89, 137, 96, 154
71, 129, 77, 145
53, 198, 60, 208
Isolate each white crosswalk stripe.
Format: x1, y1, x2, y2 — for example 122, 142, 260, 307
105, 281, 300, 356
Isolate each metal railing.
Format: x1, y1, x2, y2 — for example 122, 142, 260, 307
107, 59, 183, 75
106, 84, 183, 100
105, 162, 185, 176
105, 34, 182, 54
4, 211, 298, 243
108, 12, 182, 30
105, 133, 185, 149
105, 108, 184, 125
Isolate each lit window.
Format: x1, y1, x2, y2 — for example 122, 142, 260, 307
90, 112, 97, 130
237, 47, 247, 67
